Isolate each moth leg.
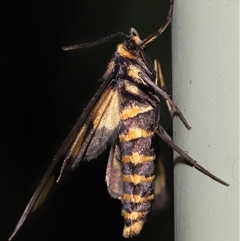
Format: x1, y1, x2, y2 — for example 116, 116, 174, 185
154, 59, 173, 117
153, 104, 161, 132
156, 124, 229, 187
138, 68, 191, 130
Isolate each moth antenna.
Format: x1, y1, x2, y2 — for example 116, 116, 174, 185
141, 0, 174, 47
62, 32, 126, 51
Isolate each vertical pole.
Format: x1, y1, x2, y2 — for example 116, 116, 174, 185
172, 1, 239, 241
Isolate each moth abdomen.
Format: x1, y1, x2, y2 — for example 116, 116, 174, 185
119, 98, 156, 237
121, 160, 155, 237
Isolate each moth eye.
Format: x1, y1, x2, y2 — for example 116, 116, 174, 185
127, 40, 137, 50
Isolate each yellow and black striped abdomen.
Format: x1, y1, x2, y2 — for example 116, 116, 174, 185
119, 92, 156, 237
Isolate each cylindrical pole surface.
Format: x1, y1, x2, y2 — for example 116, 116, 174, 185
172, 1, 239, 241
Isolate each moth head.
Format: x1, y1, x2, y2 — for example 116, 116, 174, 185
124, 28, 145, 55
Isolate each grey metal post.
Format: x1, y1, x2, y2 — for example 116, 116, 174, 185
172, 1, 239, 240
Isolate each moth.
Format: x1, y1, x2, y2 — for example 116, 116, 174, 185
9, 0, 229, 240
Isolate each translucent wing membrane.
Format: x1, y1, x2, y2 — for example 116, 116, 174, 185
58, 83, 121, 180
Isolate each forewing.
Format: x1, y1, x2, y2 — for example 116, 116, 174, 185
9, 76, 117, 240
58, 82, 121, 179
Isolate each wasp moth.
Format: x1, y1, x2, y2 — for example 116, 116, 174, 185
9, 0, 228, 240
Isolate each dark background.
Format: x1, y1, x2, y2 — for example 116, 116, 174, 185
1, 1, 173, 241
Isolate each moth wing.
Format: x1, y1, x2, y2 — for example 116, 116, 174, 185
59, 82, 121, 179
106, 143, 123, 200
9, 77, 121, 240
152, 151, 169, 212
